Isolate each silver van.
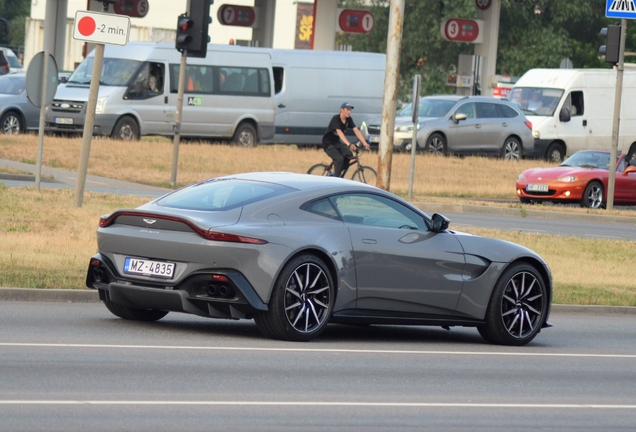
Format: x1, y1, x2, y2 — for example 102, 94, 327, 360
45, 42, 275, 145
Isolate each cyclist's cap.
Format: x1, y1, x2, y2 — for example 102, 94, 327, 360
340, 102, 354, 109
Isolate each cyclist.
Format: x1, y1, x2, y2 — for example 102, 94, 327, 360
322, 102, 370, 177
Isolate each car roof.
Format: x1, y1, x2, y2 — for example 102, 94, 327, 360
216, 172, 379, 192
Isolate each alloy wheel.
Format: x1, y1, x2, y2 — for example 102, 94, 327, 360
284, 262, 331, 334
500, 271, 544, 340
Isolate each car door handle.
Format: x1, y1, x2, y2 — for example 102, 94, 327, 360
278, 104, 286, 108
583, 119, 587, 126
475, 124, 481, 129
164, 96, 168, 104
502, 122, 508, 127
362, 239, 377, 244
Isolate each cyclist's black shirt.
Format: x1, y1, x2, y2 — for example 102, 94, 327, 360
322, 115, 356, 149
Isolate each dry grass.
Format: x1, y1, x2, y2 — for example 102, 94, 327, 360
1, 134, 635, 305
0, 185, 634, 306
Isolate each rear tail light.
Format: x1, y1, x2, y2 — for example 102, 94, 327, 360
99, 211, 267, 244
524, 121, 532, 130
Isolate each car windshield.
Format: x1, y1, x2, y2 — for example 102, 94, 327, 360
560, 152, 611, 170
0, 75, 25, 94
398, 98, 457, 118
67, 57, 141, 86
506, 87, 564, 116
7, 55, 21, 68
157, 178, 295, 211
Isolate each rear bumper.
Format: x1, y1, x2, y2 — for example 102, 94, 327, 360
86, 253, 268, 319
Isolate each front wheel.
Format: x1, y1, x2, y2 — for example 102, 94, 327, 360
1, 111, 22, 134
545, 142, 565, 163
308, 163, 331, 176
111, 116, 140, 141
103, 295, 168, 322
232, 123, 257, 147
426, 133, 446, 156
502, 137, 521, 160
254, 254, 334, 341
479, 263, 547, 346
351, 165, 377, 184
580, 181, 604, 209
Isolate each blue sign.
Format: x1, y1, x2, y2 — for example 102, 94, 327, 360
606, 0, 636, 19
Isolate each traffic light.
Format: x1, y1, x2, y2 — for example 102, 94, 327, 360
174, 0, 212, 58
176, 14, 195, 52
599, 25, 621, 65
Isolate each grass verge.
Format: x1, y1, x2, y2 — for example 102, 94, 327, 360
0, 186, 634, 306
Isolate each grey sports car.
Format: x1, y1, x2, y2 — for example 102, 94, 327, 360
86, 172, 552, 345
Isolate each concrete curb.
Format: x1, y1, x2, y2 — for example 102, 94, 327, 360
0, 288, 634, 315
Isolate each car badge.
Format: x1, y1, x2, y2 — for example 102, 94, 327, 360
143, 219, 157, 225
61, 103, 70, 109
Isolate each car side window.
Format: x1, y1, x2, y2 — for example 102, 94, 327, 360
329, 194, 425, 230
569, 91, 584, 116
303, 198, 340, 220
477, 103, 502, 119
454, 102, 476, 119
498, 104, 519, 118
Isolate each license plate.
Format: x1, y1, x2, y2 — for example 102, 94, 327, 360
124, 257, 175, 279
526, 184, 548, 192
369, 135, 380, 143
54, 118, 73, 125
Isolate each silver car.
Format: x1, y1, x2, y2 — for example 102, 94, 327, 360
364, 95, 534, 160
86, 172, 552, 345
0, 74, 40, 134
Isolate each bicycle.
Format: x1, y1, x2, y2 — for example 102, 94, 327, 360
307, 143, 377, 185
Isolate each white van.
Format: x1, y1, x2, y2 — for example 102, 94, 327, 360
264, 49, 386, 146
507, 68, 636, 162
45, 42, 275, 146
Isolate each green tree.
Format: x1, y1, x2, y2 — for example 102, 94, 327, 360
0, 0, 30, 47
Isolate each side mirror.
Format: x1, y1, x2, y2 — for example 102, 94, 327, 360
430, 213, 450, 232
453, 113, 467, 124
559, 107, 571, 122
623, 166, 636, 175
59, 76, 67, 84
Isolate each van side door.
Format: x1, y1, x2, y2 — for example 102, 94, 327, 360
124, 62, 171, 135
557, 91, 587, 153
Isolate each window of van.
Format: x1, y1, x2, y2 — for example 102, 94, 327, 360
169, 65, 215, 94
219, 67, 270, 96
273, 67, 284, 94
126, 62, 164, 99
68, 58, 141, 86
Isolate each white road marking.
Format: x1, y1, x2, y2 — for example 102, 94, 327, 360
0, 400, 634, 408
1, 343, 635, 359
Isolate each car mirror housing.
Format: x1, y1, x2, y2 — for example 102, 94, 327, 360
624, 165, 636, 175
452, 113, 467, 124
430, 213, 450, 232
559, 107, 571, 122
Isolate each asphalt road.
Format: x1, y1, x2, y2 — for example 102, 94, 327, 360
1, 301, 635, 431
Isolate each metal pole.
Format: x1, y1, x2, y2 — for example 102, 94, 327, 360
170, 50, 188, 187
170, 0, 191, 187
607, 19, 626, 211
73, 43, 104, 208
35, 51, 49, 191
376, 0, 405, 191
408, 74, 421, 199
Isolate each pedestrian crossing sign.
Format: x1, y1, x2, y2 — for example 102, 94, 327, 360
606, 0, 636, 18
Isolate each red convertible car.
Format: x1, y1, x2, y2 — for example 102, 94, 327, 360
516, 150, 636, 208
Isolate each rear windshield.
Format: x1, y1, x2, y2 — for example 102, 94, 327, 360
157, 178, 295, 211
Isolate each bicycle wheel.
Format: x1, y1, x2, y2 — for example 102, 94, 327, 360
307, 163, 331, 176
351, 166, 377, 184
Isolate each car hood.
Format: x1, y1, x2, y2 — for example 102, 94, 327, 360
53, 83, 120, 102
521, 166, 606, 180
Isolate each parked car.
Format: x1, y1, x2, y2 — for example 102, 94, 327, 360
363, 95, 534, 160
0, 51, 9, 75
516, 150, 636, 208
0, 73, 40, 134
86, 172, 553, 346
0, 47, 24, 74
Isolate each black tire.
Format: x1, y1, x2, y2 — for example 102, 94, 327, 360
479, 263, 547, 346
111, 116, 140, 141
351, 165, 377, 184
254, 254, 335, 342
1, 111, 22, 135
580, 181, 604, 209
545, 142, 565, 163
231, 123, 257, 147
307, 163, 331, 176
103, 295, 168, 322
519, 198, 533, 204
502, 137, 521, 161
425, 133, 446, 156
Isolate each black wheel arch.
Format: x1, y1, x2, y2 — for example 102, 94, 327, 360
234, 118, 259, 141
500, 257, 552, 318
